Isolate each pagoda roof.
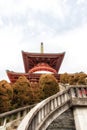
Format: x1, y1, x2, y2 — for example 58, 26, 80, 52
22, 51, 65, 73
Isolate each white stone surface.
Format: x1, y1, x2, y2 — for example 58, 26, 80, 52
0, 126, 6, 130
73, 107, 87, 130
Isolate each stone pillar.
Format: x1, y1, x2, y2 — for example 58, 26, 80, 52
73, 107, 87, 130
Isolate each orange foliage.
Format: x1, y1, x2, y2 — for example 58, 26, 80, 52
0, 80, 13, 113
60, 72, 87, 85
12, 76, 34, 108
39, 74, 59, 98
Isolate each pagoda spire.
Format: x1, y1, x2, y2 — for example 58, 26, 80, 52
41, 42, 44, 53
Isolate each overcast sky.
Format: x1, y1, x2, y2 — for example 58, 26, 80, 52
0, 0, 87, 81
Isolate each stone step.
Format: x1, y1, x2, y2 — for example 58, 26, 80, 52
47, 109, 76, 130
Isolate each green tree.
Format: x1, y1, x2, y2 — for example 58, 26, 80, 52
0, 80, 13, 113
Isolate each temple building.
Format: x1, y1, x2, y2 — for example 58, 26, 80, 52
6, 43, 65, 83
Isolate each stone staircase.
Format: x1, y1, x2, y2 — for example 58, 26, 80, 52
47, 109, 76, 130
0, 104, 36, 130
1, 85, 87, 130
17, 85, 87, 130
7, 109, 76, 130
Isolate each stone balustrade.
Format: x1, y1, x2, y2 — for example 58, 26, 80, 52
17, 85, 87, 130
0, 104, 35, 130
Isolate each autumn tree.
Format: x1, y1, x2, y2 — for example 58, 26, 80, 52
30, 82, 43, 103
12, 76, 33, 108
76, 72, 87, 85
0, 80, 13, 113
60, 73, 70, 84
39, 74, 59, 99
60, 72, 87, 85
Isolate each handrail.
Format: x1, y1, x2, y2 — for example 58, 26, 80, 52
0, 104, 36, 127
17, 85, 87, 130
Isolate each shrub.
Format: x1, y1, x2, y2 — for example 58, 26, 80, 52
0, 80, 13, 113
12, 76, 33, 108
39, 74, 59, 99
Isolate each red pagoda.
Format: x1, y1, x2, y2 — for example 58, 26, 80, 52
6, 43, 65, 83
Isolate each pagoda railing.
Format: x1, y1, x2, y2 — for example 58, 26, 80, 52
0, 104, 36, 130
17, 85, 87, 130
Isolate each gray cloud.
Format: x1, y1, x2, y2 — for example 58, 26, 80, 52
0, 0, 87, 38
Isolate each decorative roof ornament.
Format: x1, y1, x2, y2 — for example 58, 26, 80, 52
41, 42, 44, 53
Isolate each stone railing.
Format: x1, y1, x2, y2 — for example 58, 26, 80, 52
17, 85, 87, 130
0, 104, 36, 130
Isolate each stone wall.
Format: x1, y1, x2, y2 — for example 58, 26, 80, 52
47, 109, 76, 130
